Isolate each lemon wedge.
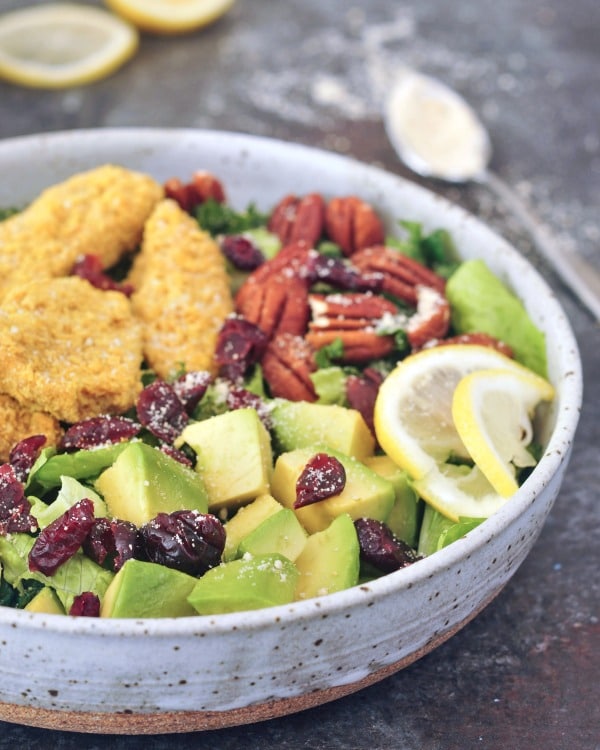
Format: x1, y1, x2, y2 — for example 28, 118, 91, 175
0, 4, 138, 89
104, 0, 236, 35
452, 368, 555, 497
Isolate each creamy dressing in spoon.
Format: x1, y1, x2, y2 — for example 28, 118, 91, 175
384, 70, 491, 183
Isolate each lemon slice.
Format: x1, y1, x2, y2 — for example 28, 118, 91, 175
104, 0, 236, 35
373, 344, 533, 481
0, 4, 138, 89
452, 368, 555, 497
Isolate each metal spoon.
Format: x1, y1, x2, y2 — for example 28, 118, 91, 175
384, 68, 600, 321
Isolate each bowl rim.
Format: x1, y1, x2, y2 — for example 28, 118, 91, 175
0, 126, 583, 636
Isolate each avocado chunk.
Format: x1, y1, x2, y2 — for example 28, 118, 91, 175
294, 513, 360, 600
364, 455, 423, 548
100, 559, 197, 618
270, 400, 375, 461
271, 446, 395, 534
238, 508, 308, 562
223, 494, 284, 561
95, 442, 208, 526
187, 553, 299, 614
178, 408, 273, 513
24, 587, 65, 615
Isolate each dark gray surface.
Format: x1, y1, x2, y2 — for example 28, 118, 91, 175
0, 0, 598, 747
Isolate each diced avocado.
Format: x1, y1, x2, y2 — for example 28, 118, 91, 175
294, 513, 360, 600
187, 553, 299, 614
271, 446, 395, 534
101, 559, 197, 618
178, 408, 273, 513
446, 259, 547, 376
364, 455, 423, 548
223, 494, 283, 562
270, 400, 375, 461
238, 508, 308, 562
95, 442, 208, 526
28, 442, 129, 492
30, 476, 108, 529
24, 587, 65, 615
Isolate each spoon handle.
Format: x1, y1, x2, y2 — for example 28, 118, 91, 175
484, 170, 600, 322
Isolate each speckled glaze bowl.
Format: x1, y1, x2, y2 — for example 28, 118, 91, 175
0, 129, 582, 734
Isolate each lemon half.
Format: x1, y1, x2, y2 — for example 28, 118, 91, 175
104, 0, 236, 35
0, 3, 138, 89
452, 368, 555, 497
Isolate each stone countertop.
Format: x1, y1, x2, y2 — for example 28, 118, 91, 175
0, 0, 598, 748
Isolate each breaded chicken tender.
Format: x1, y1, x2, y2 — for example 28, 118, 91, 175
0, 277, 143, 424
0, 165, 163, 302
0, 394, 63, 464
129, 199, 233, 379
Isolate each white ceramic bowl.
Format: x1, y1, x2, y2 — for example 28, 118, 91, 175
0, 129, 582, 734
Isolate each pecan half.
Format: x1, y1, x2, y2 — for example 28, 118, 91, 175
306, 292, 397, 363
234, 242, 312, 340
325, 197, 385, 256
268, 193, 326, 248
406, 285, 451, 350
261, 333, 317, 402
352, 245, 446, 305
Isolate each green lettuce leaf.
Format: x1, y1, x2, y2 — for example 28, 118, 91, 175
446, 259, 547, 376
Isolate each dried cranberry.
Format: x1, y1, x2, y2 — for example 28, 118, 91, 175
159, 443, 195, 468
306, 253, 382, 292
224, 386, 272, 429
60, 416, 141, 452
0, 464, 38, 535
220, 235, 265, 271
136, 380, 189, 443
69, 592, 100, 617
172, 370, 212, 414
345, 368, 384, 435
214, 316, 268, 381
83, 517, 137, 572
29, 498, 96, 576
354, 518, 420, 573
72, 254, 134, 296
137, 510, 225, 577
9, 434, 47, 482
295, 453, 346, 509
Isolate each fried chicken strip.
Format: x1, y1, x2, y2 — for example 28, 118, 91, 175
0, 165, 163, 302
0, 277, 143, 423
129, 199, 233, 379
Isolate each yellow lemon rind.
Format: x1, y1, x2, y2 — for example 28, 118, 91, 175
104, 0, 236, 35
451, 368, 555, 498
